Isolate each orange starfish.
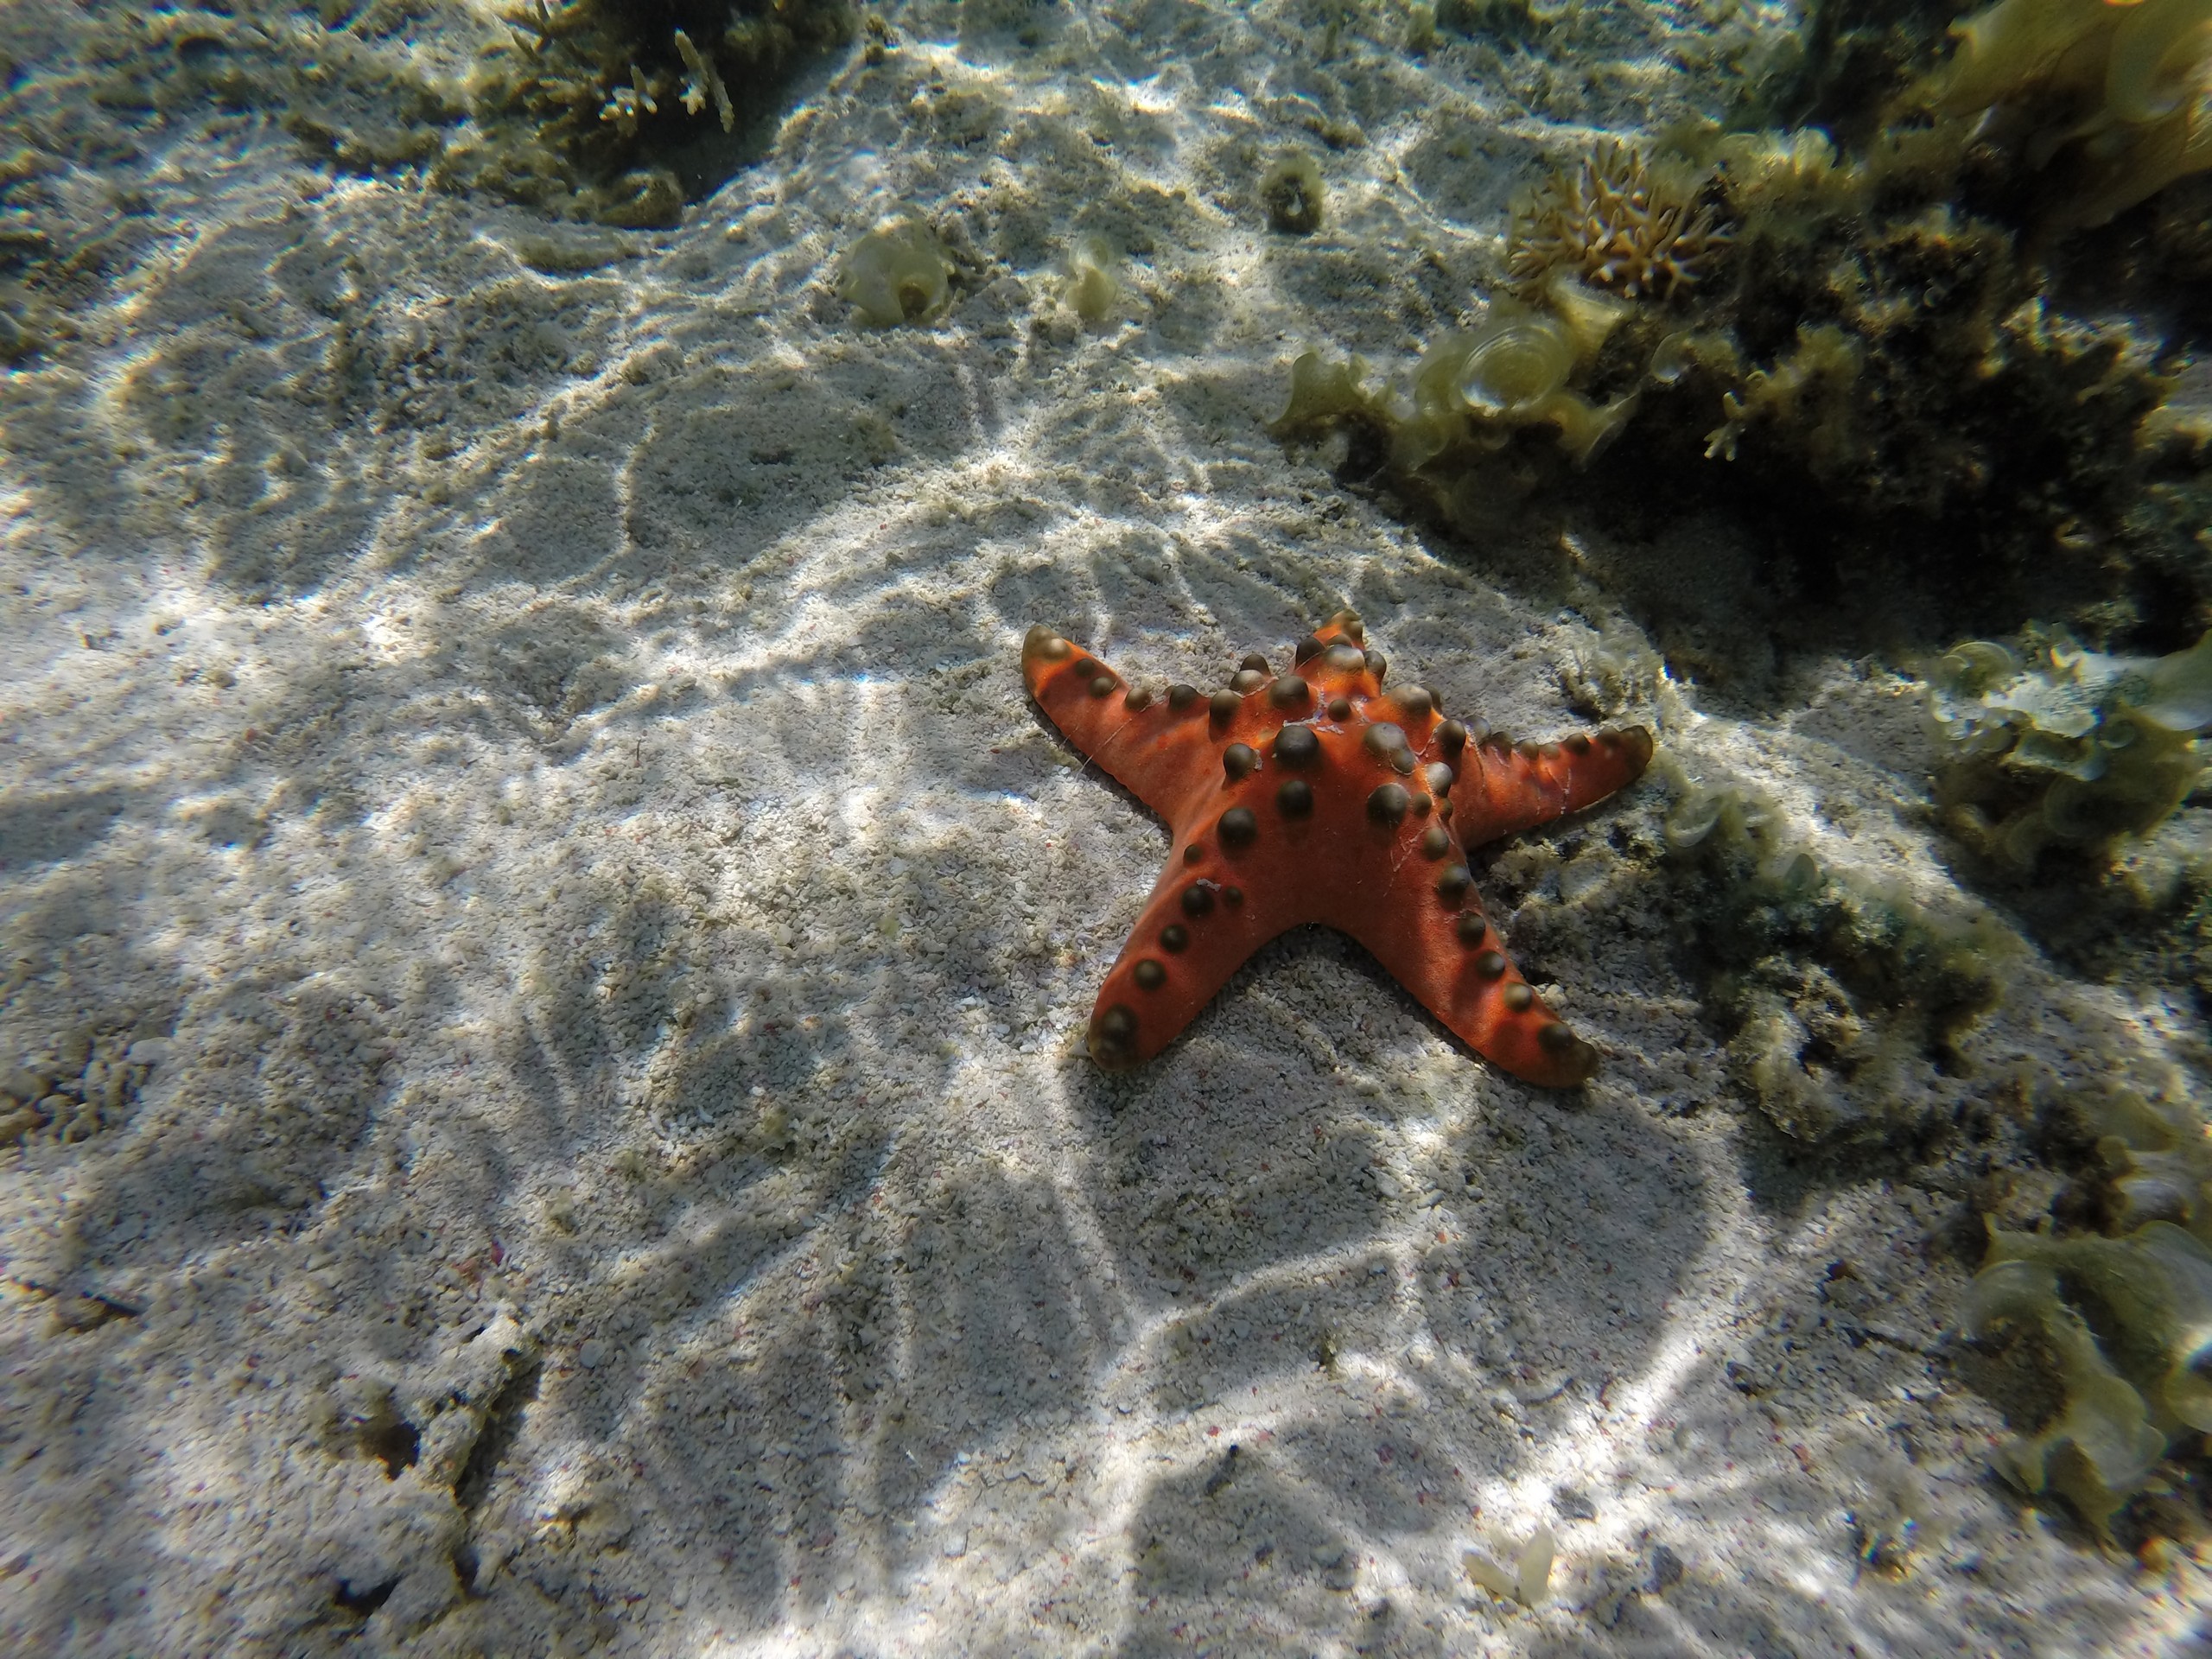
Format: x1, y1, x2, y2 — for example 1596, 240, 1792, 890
1023, 610, 1653, 1086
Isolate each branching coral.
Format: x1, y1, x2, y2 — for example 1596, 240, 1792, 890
1507, 140, 1732, 303
1929, 630, 2212, 865
1907, 0, 2212, 229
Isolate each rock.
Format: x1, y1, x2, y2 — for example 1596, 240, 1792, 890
2, 1067, 51, 1103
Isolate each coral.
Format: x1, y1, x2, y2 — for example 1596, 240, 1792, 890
836, 210, 952, 327
1260, 149, 1326, 235
1929, 630, 2212, 865
1662, 774, 2012, 1142
1963, 1084, 2212, 1535
1021, 611, 1653, 1084
1905, 0, 2212, 231
1464, 1529, 1555, 1605
673, 28, 734, 132
1506, 140, 1732, 303
0, 1021, 165, 1149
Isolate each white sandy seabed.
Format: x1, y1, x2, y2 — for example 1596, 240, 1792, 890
2, 0, 2209, 1653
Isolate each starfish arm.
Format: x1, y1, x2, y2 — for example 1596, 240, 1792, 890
1084, 855, 1310, 1068
1023, 626, 1222, 822
1455, 727, 1654, 841
1340, 893, 1602, 1087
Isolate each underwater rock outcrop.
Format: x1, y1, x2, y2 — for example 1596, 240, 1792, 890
1274, 118, 2193, 634
63, 0, 847, 230
442, 0, 854, 226
1633, 124, 2175, 574
1929, 630, 2212, 867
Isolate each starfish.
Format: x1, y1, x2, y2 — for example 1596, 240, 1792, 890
1022, 609, 1653, 1086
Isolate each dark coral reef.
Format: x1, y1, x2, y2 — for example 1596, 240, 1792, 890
1274, 0, 2212, 656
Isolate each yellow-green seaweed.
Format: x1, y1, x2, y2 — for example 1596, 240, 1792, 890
1260, 149, 1326, 235
1905, 0, 2212, 230
1661, 768, 2012, 1142
1929, 631, 2212, 865
1060, 232, 1123, 325
1965, 1251, 2171, 1534
1964, 1084, 2212, 1535
1269, 284, 1652, 531
837, 211, 952, 327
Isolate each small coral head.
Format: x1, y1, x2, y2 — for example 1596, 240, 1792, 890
1508, 140, 1730, 304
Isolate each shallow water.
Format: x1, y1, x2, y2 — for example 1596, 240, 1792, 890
2, 0, 2210, 1653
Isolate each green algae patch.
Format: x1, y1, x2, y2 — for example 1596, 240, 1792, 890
1059, 232, 1124, 326
1270, 280, 1650, 533
1929, 631, 2212, 867
836, 210, 952, 327
1962, 1085, 2212, 1537
1659, 772, 2013, 1144
1260, 149, 1326, 235
1904, 0, 2212, 233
